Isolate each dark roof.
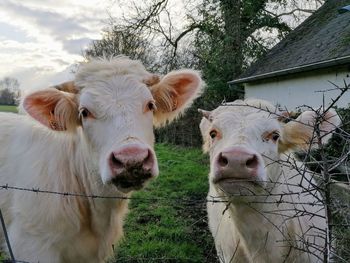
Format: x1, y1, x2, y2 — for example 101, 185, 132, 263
231, 0, 350, 84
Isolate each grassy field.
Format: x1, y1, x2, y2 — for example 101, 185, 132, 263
111, 144, 217, 263
0, 105, 17, 113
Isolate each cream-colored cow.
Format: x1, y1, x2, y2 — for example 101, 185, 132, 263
0, 57, 203, 263
199, 99, 340, 263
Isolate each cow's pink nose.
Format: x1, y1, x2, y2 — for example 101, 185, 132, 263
109, 144, 155, 175
215, 147, 260, 180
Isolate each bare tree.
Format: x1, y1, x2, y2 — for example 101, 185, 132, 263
0, 77, 19, 92
84, 27, 160, 71
111, 0, 323, 75
0, 77, 20, 105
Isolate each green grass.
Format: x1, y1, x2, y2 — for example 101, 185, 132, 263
0, 105, 17, 113
112, 144, 217, 263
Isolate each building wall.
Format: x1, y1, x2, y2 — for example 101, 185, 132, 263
244, 66, 350, 110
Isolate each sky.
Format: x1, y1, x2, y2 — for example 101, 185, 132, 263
0, 0, 319, 91
0, 0, 127, 90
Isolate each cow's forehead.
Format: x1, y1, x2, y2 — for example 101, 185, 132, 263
80, 75, 150, 97
212, 99, 277, 117
213, 110, 279, 129
210, 99, 281, 131
79, 75, 152, 118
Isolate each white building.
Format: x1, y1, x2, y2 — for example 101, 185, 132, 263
230, 0, 350, 110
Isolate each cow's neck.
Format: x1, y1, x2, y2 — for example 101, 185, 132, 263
73, 130, 130, 203
65, 133, 130, 255
222, 164, 292, 258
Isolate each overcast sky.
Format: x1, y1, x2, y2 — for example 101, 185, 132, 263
0, 0, 318, 91
0, 0, 128, 90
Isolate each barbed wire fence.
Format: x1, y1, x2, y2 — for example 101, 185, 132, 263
0, 82, 349, 263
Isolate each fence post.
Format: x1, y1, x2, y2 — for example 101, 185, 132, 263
0, 209, 15, 262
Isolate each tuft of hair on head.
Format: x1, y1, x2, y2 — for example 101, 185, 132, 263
74, 56, 151, 86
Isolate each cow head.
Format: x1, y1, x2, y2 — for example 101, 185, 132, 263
23, 57, 203, 193
199, 99, 341, 196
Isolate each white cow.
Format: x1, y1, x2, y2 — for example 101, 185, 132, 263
0, 57, 203, 263
199, 99, 341, 263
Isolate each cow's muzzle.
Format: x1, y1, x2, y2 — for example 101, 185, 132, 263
212, 146, 265, 195
109, 143, 158, 193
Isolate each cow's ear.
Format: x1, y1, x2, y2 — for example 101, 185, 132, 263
23, 88, 80, 132
150, 70, 203, 127
199, 112, 212, 153
198, 108, 211, 120
279, 109, 341, 152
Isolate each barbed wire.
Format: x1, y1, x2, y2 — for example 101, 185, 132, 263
0, 183, 344, 205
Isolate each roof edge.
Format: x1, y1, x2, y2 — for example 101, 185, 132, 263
229, 55, 350, 85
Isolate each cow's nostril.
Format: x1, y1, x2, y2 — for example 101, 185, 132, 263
142, 150, 154, 170
246, 155, 258, 169
218, 153, 229, 167
111, 154, 124, 169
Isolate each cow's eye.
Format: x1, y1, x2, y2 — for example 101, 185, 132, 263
79, 108, 93, 119
146, 101, 157, 112
271, 132, 280, 142
148, 101, 156, 111
262, 130, 280, 143
209, 130, 217, 139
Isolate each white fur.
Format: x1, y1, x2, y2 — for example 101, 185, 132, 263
0, 57, 203, 263
200, 99, 340, 263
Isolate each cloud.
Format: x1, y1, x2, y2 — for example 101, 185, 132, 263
1, 1, 90, 41
63, 37, 95, 55
9, 64, 76, 93
0, 0, 124, 90
0, 21, 35, 42
0, 39, 80, 71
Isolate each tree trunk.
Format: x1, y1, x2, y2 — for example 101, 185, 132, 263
220, 0, 244, 79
